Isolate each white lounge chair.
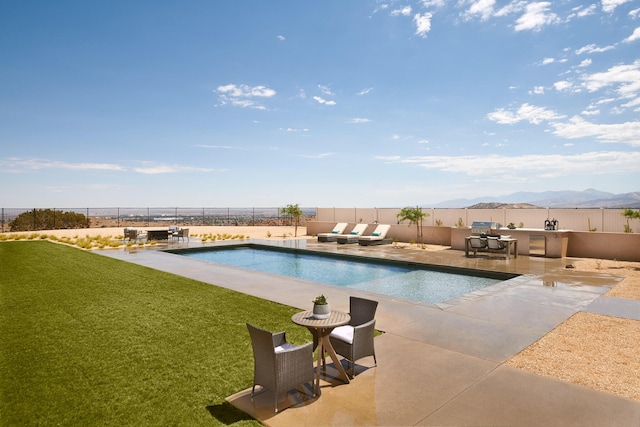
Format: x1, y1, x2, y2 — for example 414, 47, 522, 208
336, 223, 369, 244
317, 222, 349, 242
358, 224, 392, 246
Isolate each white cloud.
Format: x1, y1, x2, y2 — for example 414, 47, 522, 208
391, 6, 412, 16
621, 97, 640, 109
297, 152, 335, 159
575, 44, 615, 55
1, 157, 125, 172
420, 0, 446, 8
283, 128, 310, 132
276, 35, 286, 41
623, 27, 640, 43
0, 157, 219, 175
313, 96, 336, 106
553, 80, 573, 91
581, 60, 640, 96
541, 57, 555, 65
133, 164, 215, 174
531, 86, 545, 94
494, 1, 527, 18
347, 118, 372, 123
514, 2, 560, 32
372, 3, 389, 13
462, 0, 496, 21
357, 87, 374, 96
216, 84, 275, 98
487, 103, 565, 124
414, 13, 433, 37
215, 83, 276, 110
571, 4, 597, 18
578, 58, 592, 68
317, 84, 334, 96
551, 116, 640, 146
581, 107, 600, 116
596, 98, 616, 105
602, 0, 633, 13
193, 144, 234, 149
375, 151, 640, 178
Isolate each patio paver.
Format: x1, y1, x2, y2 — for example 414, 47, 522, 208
98, 239, 640, 426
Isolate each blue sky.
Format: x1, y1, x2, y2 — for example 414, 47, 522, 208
1, 0, 639, 208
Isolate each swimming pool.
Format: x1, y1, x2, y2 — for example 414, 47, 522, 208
171, 245, 515, 305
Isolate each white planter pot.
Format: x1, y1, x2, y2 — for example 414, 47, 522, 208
313, 303, 330, 319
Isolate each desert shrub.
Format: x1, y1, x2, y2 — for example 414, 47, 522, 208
9, 209, 89, 232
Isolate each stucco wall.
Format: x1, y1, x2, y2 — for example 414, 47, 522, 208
307, 221, 639, 261
567, 231, 640, 262
315, 207, 639, 233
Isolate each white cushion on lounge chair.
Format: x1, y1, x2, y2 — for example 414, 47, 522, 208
345, 223, 368, 235
317, 223, 348, 239
331, 223, 348, 233
358, 224, 391, 241
336, 223, 369, 243
330, 325, 354, 344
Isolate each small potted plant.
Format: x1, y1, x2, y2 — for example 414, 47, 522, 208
507, 222, 516, 229
312, 294, 330, 319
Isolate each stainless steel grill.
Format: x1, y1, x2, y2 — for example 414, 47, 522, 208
471, 221, 495, 235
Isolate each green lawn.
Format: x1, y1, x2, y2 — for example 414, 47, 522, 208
0, 241, 311, 426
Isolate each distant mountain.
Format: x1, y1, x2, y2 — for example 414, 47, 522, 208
432, 189, 640, 208
467, 203, 540, 209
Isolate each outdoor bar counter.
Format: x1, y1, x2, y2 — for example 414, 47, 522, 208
451, 227, 570, 258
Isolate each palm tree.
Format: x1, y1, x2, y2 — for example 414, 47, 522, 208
280, 203, 303, 237
396, 206, 430, 246
621, 208, 640, 233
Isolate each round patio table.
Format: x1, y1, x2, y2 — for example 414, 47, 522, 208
291, 310, 351, 393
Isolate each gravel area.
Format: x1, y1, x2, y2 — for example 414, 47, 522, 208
506, 259, 640, 401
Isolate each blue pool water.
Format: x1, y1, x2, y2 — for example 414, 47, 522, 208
178, 246, 504, 304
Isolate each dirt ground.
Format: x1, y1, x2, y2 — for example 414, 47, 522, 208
506, 258, 640, 402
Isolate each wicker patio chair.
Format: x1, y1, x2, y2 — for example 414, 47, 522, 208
123, 227, 145, 243
469, 236, 487, 256
172, 228, 189, 242
329, 296, 378, 378
487, 236, 505, 253
246, 323, 315, 413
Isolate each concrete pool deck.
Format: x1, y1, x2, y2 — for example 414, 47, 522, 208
99, 239, 640, 426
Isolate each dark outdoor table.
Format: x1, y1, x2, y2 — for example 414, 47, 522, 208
146, 229, 169, 241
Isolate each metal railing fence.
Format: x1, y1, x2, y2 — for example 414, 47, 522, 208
1, 207, 317, 233
2, 206, 638, 234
